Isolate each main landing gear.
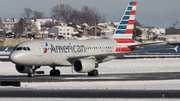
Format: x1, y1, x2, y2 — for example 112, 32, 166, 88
50, 66, 60, 76
88, 69, 98, 76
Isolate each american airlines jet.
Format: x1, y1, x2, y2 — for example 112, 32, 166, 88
9, 2, 177, 77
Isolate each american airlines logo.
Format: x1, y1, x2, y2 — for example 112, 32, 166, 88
47, 43, 86, 53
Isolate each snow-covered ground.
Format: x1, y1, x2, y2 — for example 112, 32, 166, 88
1, 58, 180, 100
1, 58, 180, 75
0, 58, 180, 90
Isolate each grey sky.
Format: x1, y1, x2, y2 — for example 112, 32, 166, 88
1, 0, 180, 28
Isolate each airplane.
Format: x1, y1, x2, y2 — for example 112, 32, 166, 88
9, 1, 178, 77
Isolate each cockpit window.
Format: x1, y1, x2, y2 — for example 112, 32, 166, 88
27, 47, 30, 51
23, 47, 27, 50
16, 47, 22, 50
16, 47, 31, 51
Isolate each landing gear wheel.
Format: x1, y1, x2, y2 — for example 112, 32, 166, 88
88, 72, 93, 76
88, 70, 98, 76
92, 70, 98, 76
28, 72, 34, 77
50, 70, 55, 76
55, 70, 60, 76
50, 70, 60, 76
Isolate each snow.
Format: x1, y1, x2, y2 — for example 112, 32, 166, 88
151, 28, 165, 34
18, 80, 180, 90
1, 58, 180, 89
0, 57, 180, 100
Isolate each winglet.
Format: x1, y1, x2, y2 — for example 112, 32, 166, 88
174, 46, 178, 52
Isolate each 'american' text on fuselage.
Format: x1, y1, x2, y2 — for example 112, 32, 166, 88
50, 44, 86, 53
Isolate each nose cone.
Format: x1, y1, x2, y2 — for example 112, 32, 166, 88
9, 52, 24, 64
9, 52, 17, 63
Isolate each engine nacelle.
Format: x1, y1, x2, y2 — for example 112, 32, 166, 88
15, 64, 30, 73
73, 59, 97, 73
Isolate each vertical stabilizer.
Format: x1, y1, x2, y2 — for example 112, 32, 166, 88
113, 2, 137, 39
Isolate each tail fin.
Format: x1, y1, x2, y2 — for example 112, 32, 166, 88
113, 2, 137, 39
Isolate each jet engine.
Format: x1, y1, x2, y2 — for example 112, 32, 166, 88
73, 59, 97, 73
15, 64, 31, 73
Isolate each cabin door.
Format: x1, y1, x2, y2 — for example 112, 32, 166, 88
34, 42, 43, 56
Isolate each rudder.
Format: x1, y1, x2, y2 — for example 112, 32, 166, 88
113, 2, 137, 39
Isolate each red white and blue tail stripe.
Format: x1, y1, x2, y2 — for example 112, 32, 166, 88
113, 2, 137, 52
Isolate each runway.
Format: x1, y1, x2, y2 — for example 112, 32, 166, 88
0, 58, 180, 99
0, 89, 180, 98
0, 72, 180, 82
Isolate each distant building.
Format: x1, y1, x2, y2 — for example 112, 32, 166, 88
165, 27, 180, 35
49, 26, 78, 39
165, 27, 180, 44
31, 19, 53, 31
31, 19, 54, 38
2, 18, 19, 33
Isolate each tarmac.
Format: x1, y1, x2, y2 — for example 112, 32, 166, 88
0, 72, 180, 98
0, 89, 179, 98
0, 72, 180, 82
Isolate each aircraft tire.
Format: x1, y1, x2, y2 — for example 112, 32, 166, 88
92, 70, 98, 76
28, 72, 34, 77
88, 72, 93, 76
55, 70, 60, 76
50, 70, 55, 76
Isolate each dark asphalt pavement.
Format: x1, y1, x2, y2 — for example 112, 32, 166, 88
0, 89, 179, 98
0, 72, 180, 82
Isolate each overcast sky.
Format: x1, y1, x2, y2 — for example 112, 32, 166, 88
1, 0, 180, 28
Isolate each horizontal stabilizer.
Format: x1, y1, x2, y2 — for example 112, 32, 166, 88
129, 42, 166, 47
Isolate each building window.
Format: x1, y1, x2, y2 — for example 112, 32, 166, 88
67, 33, 69, 35
64, 33, 65, 35
60, 29, 62, 31
60, 33, 62, 34
67, 29, 69, 31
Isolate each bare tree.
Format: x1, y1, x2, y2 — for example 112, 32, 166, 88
33, 11, 45, 19
45, 20, 56, 28
11, 18, 23, 38
51, 4, 106, 26
12, 18, 39, 38
51, 4, 74, 22
135, 20, 141, 26
21, 8, 33, 19
69, 8, 81, 22
80, 6, 106, 26
0, 17, 3, 29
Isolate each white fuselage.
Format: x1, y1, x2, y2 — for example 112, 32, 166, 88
10, 38, 134, 67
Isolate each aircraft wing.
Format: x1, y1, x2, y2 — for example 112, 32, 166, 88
67, 46, 178, 60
